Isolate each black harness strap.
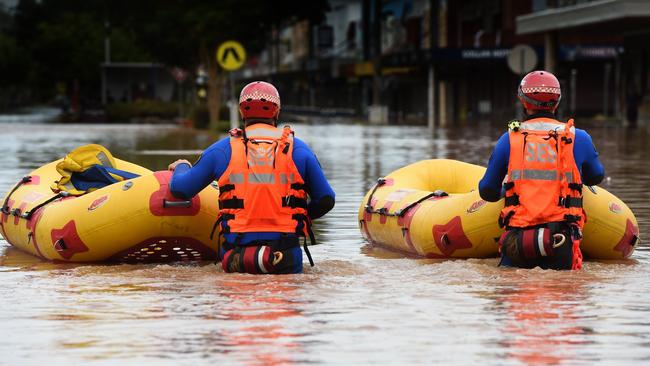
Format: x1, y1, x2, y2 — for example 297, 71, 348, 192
219, 198, 244, 209
219, 184, 235, 193
499, 210, 515, 228
290, 183, 305, 190
303, 230, 315, 267
1, 176, 32, 215
564, 214, 582, 223
559, 196, 583, 208
209, 213, 235, 240
292, 213, 315, 267
504, 195, 520, 207
19, 192, 69, 220
364, 178, 387, 213
394, 191, 442, 217
568, 183, 583, 193
282, 196, 307, 209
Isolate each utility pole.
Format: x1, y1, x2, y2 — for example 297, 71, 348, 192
427, 0, 439, 132
101, 20, 111, 105
368, 0, 387, 124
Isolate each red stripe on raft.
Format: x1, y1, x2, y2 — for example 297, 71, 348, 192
614, 219, 639, 258
379, 202, 394, 224
397, 203, 421, 253
13, 203, 27, 226
149, 171, 200, 216
24, 176, 40, 185
27, 207, 46, 259
2, 199, 14, 224
363, 197, 378, 223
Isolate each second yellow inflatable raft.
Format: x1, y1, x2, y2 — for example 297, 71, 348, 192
358, 159, 639, 260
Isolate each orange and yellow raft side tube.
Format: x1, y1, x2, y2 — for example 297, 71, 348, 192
358, 159, 639, 260
0, 159, 220, 263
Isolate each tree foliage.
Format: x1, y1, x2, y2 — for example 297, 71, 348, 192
3, 0, 329, 107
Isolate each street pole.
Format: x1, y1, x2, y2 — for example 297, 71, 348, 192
570, 68, 577, 115
427, 0, 438, 133
428, 66, 436, 131
229, 72, 238, 129
604, 62, 612, 117
177, 80, 183, 122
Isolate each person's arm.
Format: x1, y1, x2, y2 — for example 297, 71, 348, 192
169, 139, 230, 199
479, 132, 510, 202
575, 130, 605, 186
293, 139, 335, 220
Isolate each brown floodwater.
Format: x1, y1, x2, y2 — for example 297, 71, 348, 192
0, 121, 649, 365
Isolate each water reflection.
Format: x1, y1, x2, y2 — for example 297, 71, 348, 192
493, 272, 593, 365
0, 121, 649, 364
214, 276, 306, 366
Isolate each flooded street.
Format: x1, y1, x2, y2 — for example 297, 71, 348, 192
1, 121, 650, 365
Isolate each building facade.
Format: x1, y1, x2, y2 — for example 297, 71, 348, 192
238, 0, 641, 126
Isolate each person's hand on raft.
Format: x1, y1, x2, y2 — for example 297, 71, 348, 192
168, 159, 192, 171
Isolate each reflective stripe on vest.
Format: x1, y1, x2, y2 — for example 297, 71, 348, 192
280, 173, 295, 184
510, 170, 576, 182
229, 173, 244, 184
247, 127, 284, 139
248, 173, 276, 184
520, 121, 576, 134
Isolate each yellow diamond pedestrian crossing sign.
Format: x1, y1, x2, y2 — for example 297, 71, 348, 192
216, 41, 246, 71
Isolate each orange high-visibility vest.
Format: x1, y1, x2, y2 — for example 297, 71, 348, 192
217, 123, 309, 235
500, 118, 585, 229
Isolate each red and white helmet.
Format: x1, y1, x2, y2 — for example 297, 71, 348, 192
518, 70, 561, 112
239, 81, 281, 120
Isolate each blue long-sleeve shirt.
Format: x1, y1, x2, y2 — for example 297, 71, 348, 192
169, 132, 335, 245
479, 123, 605, 202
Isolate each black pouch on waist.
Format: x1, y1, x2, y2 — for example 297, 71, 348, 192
499, 225, 569, 267
221, 235, 301, 275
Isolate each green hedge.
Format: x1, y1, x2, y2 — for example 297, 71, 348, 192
105, 100, 180, 122
105, 100, 232, 132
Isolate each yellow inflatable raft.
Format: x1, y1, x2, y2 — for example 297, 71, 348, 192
0, 159, 220, 263
358, 159, 639, 260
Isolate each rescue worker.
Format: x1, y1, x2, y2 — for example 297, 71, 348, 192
168, 81, 335, 274
479, 70, 604, 270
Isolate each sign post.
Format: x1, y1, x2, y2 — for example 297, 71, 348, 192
216, 40, 247, 130
170, 67, 188, 122
507, 44, 538, 119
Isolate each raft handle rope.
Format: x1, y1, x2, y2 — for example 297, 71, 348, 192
12, 191, 70, 221
364, 178, 386, 213
1, 176, 32, 215
366, 190, 446, 218
162, 199, 192, 208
